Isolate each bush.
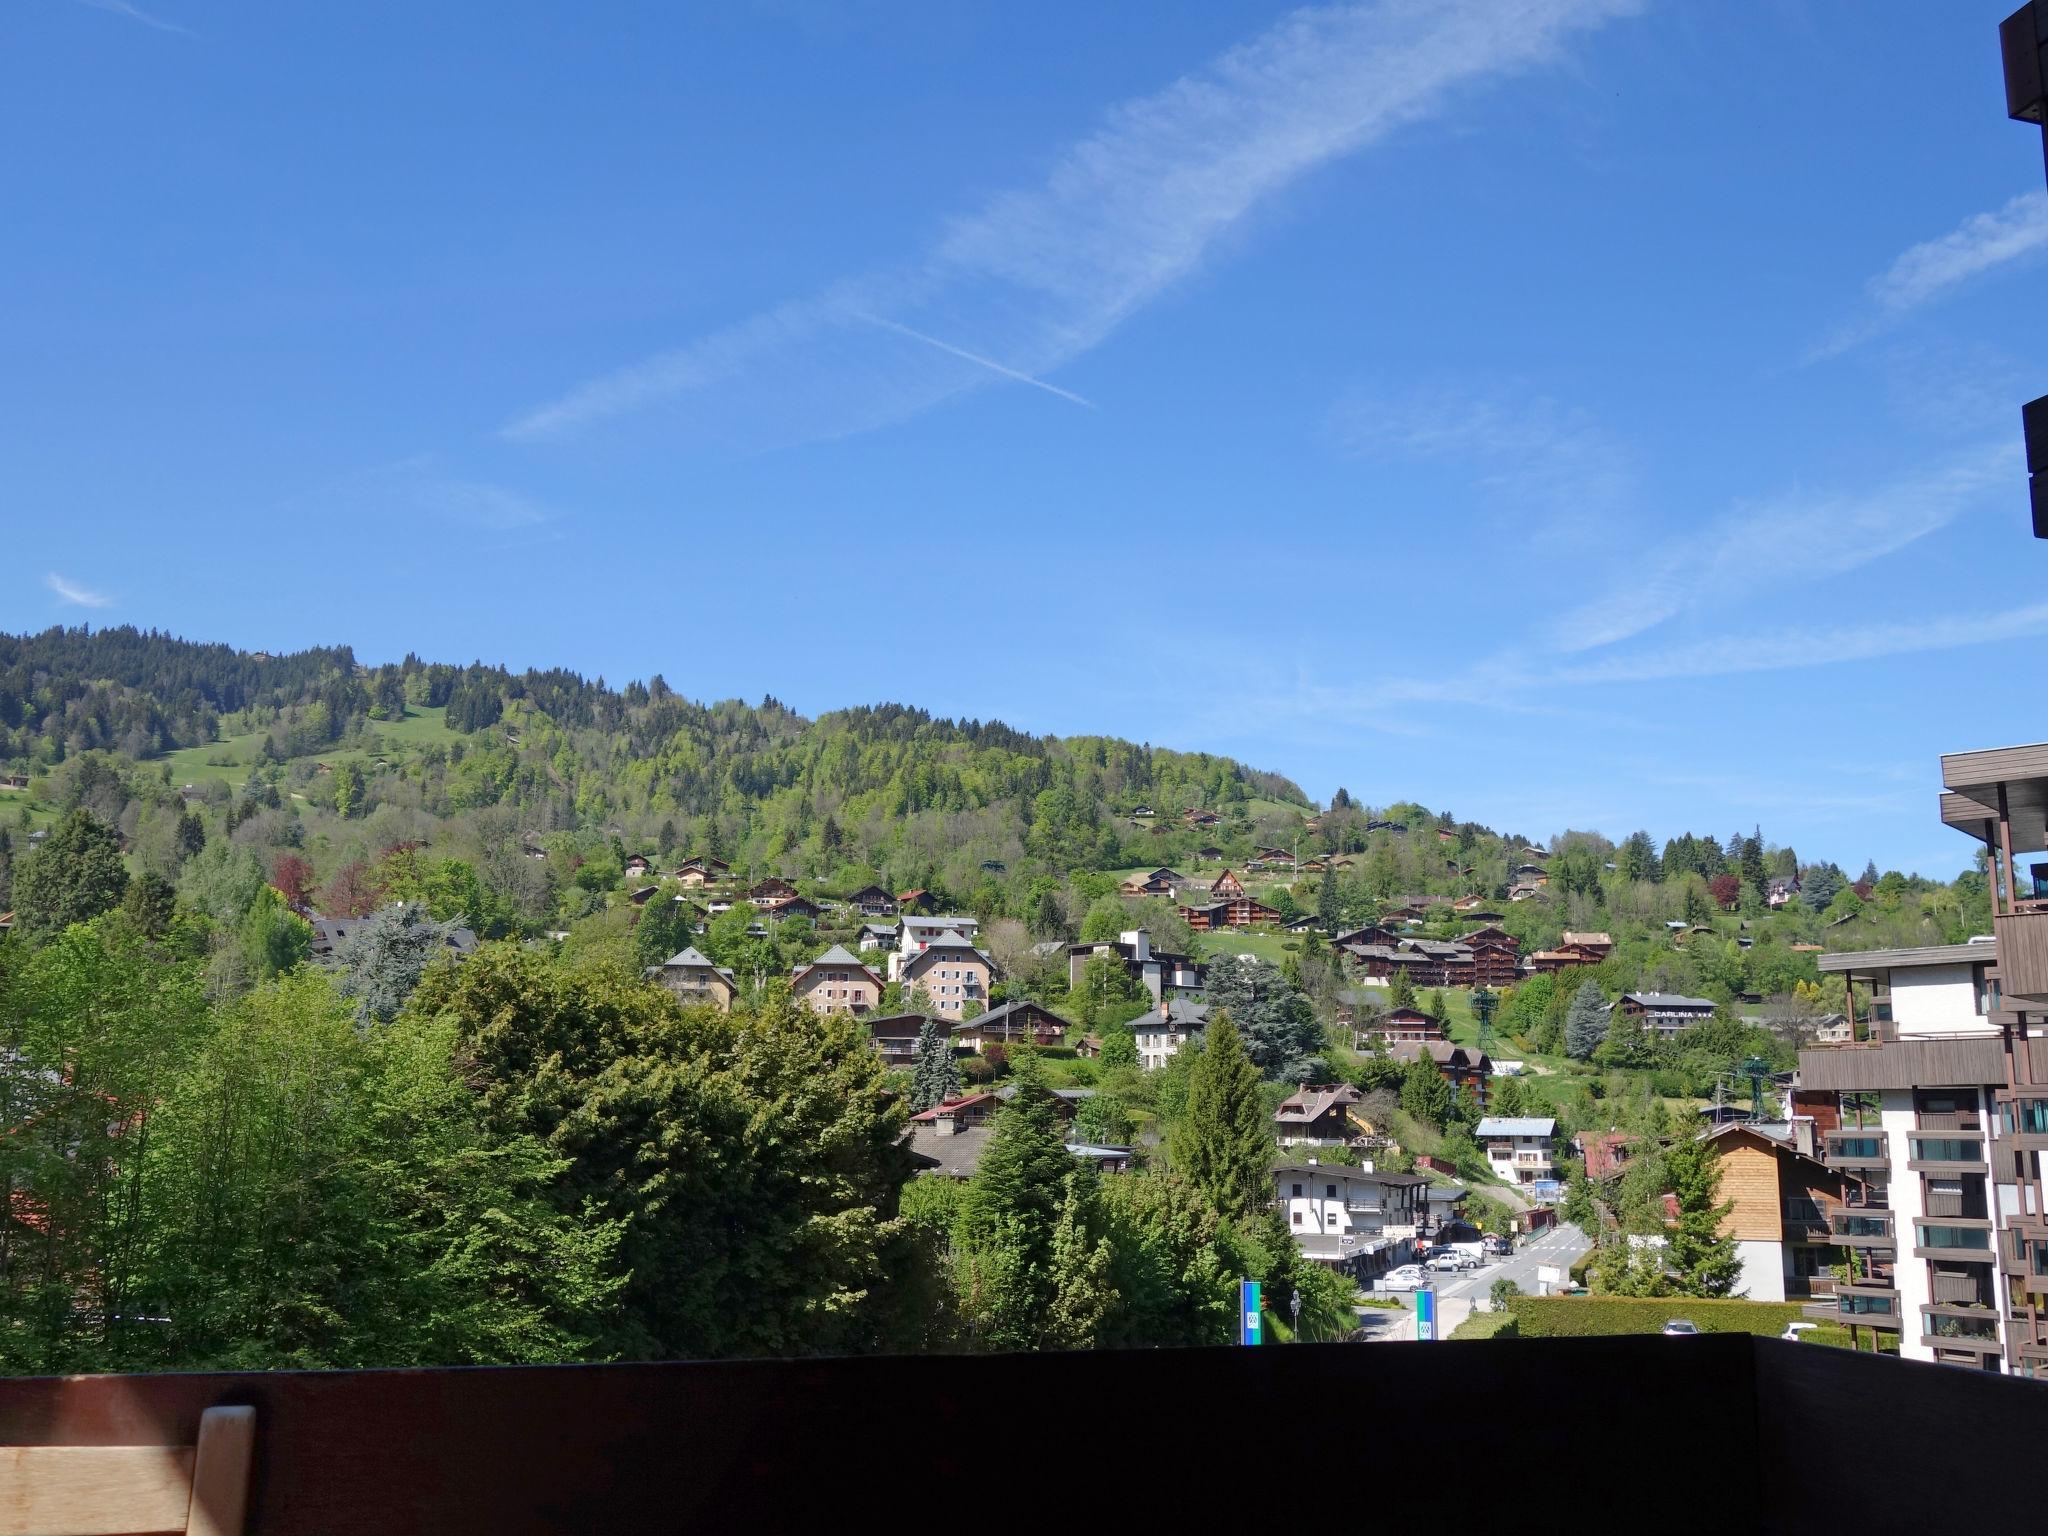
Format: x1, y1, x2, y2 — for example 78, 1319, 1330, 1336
1450, 1310, 1518, 1340
1507, 1295, 1805, 1338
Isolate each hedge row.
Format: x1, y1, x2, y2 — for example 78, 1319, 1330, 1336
1448, 1310, 1518, 1340
1507, 1295, 1805, 1337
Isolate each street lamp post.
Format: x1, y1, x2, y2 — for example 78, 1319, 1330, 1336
1290, 1288, 1302, 1342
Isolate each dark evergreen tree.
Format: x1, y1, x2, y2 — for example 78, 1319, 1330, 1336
1664, 1133, 1743, 1297
1173, 1015, 1270, 1225
11, 808, 128, 939
1203, 956, 1324, 1080
909, 1017, 960, 1113
1564, 979, 1609, 1061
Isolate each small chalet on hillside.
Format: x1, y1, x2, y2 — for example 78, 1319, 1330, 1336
749, 877, 799, 908
1273, 1083, 1367, 1148
1613, 992, 1718, 1037
953, 998, 1068, 1051
846, 885, 898, 917
863, 1012, 928, 1067
1211, 869, 1247, 898
896, 889, 937, 915
671, 856, 730, 887
1120, 868, 1182, 898
1340, 1002, 1448, 1043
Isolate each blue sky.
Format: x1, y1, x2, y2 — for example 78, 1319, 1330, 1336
5, 1, 2045, 875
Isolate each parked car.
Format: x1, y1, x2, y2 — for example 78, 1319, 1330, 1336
1660, 1318, 1701, 1335
1380, 1266, 1425, 1292
1483, 1235, 1511, 1255
1424, 1255, 1463, 1273
1454, 1252, 1483, 1270
1780, 1321, 1818, 1342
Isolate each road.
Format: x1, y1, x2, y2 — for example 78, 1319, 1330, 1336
1357, 1222, 1590, 1341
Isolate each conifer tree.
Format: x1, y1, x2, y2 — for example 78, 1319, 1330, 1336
1315, 869, 1342, 932
1426, 988, 1448, 1025
1564, 979, 1609, 1061
1173, 1014, 1270, 1225
1399, 1053, 1452, 1128
1388, 967, 1417, 1010
910, 1016, 960, 1113
1664, 1132, 1743, 1297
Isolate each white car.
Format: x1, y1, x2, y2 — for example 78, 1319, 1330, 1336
1424, 1255, 1464, 1273
1780, 1321, 1818, 1343
1380, 1266, 1425, 1292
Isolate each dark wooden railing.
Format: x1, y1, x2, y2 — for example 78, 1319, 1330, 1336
0, 1338, 2044, 1531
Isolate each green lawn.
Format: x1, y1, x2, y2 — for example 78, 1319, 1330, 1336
1195, 929, 1299, 967
152, 706, 451, 785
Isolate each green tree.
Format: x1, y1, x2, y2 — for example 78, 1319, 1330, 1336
1399, 1053, 1452, 1128
333, 761, 367, 819
1664, 1132, 1743, 1297
1173, 1014, 1271, 1225
1314, 870, 1342, 932
1095, 1172, 1233, 1347
11, 809, 128, 939
1489, 1072, 1528, 1118
1098, 1025, 1137, 1070
337, 902, 464, 1025
411, 948, 912, 1359
1387, 968, 1417, 1010
956, 1062, 1098, 1350
1204, 956, 1324, 1080
909, 1016, 960, 1113
1564, 979, 1608, 1061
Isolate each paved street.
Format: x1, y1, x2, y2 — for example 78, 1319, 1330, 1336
1357, 1222, 1590, 1341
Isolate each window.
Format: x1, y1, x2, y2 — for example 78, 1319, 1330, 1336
1291, 1183, 1303, 1198
1292, 1212, 1302, 1226
1326, 1185, 1337, 1199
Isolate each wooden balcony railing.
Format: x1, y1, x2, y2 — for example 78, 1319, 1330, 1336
1994, 908, 2048, 1006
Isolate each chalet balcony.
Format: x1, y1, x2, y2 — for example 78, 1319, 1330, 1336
1930, 1268, 1997, 1307
1921, 1307, 2004, 1354
1924, 1184, 1990, 1220
1993, 907, 2048, 1006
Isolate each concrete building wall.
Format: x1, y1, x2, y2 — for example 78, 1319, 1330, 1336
1736, 1238, 1787, 1302
1891, 964, 1986, 1036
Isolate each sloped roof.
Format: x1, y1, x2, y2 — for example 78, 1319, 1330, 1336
1475, 1117, 1556, 1137
661, 945, 718, 969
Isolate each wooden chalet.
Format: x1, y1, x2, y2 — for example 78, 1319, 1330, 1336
896, 889, 937, 915
1120, 868, 1182, 898
1178, 896, 1283, 932
672, 856, 730, 888
1210, 868, 1247, 899
846, 885, 898, 918
765, 894, 824, 922
952, 998, 1070, 1051
749, 877, 800, 908
1273, 1083, 1368, 1147
863, 1012, 929, 1067
1561, 930, 1615, 958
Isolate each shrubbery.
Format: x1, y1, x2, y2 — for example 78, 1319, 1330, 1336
1507, 1295, 1804, 1337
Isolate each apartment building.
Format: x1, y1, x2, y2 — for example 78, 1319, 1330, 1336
1796, 739, 2048, 1375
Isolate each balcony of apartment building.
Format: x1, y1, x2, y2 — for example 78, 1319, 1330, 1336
1908, 1132, 1989, 1177
1828, 1207, 1896, 1247
1913, 1219, 1998, 1265
1823, 1128, 1891, 1172
1941, 743, 2048, 1017
1997, 1090, 2048, 1148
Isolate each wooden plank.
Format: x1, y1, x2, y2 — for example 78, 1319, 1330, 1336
0, 1444, 194, 1535
188, 1407, 254, 1536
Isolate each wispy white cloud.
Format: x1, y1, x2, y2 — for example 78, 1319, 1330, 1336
64, 0, 189, 35
504, 0, 1642, 447
1547, 599, 2048, 686
1332, 380, 1635, 528
1812, 191, 2048, 360
406, 475, 559, 532
1543, 443, 2010, 653
45, 572, 112, 608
